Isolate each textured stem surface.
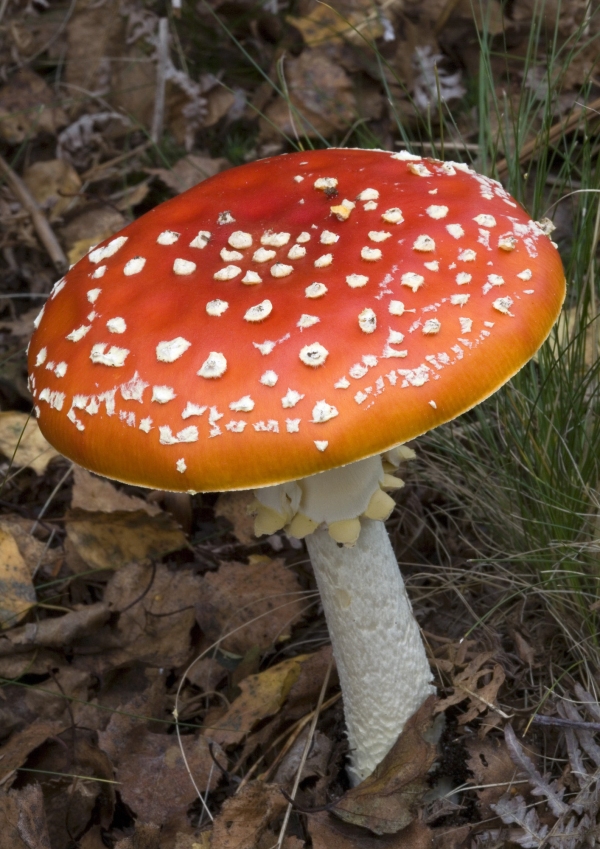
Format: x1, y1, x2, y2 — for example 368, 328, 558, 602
306, 519, 434, 783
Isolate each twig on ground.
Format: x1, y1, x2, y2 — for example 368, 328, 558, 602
0, 154, 68, 273
151, 18, 169, 144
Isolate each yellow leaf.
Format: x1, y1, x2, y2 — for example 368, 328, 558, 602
0, 411, 60, 475
206, 655, 311, 749
0, 526, 36, 629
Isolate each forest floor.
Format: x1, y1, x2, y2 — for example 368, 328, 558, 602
1, 1, 600, 847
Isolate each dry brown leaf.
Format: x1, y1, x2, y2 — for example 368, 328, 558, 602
210, 781, 287, 849
435, 652, 506, 724
205, 654, 310, 749
204, 87, 237, 127
150, 154, 229, 194
65, 508, 187, 572
0, 68, 67, 143
465, 736, 527, 816
214, 490, 256, 545
0, 411, 60, 475
65, 0, 122, 98
0, 784, 51, 849
287, 1, 385, 47
0, 515, 61, 579
0, 718, 66, 787
85, 561, 200, 671
0, 306, 42, 340
0, 526, 36, 629
71, 466, 161, 515
309, 810, 432, 849
195, 557, 307, 655
261, 47, 356, 139
332, 696, 438, 834
0, 603, 110, 653
60, 207, 128, 265
22, 159, 82, 221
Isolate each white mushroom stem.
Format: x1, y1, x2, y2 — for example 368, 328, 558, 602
305, 518, 435, 784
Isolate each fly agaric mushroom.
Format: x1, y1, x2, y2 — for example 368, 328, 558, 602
28, 148, 565, 783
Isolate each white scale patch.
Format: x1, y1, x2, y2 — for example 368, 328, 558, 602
517, 268, 532, 280
451, 294, 470, 306
499, 234, 517, 251
426, 205, 449, 219
282, 389, 304, 408
446, 224, 465, 239
407, 162, 432, 177
254, 420, 279, 432
52, 277, 67, 296
368, 231, 391, 243
152, 385, 176, 403
314, 177, 337, 190
87, 288, 101, 303
271, 263, 293, 278
300, 342, 328, 367
361, 247, 381, 261
424, 261, 439, 271
89, 236, 128, 263
182, 402, 207, 418
90, 344, 129, 367
229, 231, 252, 249
121, 372, 149, 402
311, 401, 338, 423
54, 362, 67, 377
314, 254, 333, 268
347, 274, 368, 288
334, 377, 350, 388
294, 175, 304, 183
388, 300, 405, 316
474, 214, 497, 227
176, 459, 187, 473
413, 235, 435, 252
140, 417, 153, 432
226, 421, 247, 432
358, 308, 377, 333
387, 329, 404, 344
254, 340, 276, 355
221, 248, 243, 261
493, 297, 514, 315
190, 230, 211, 248
156, 337, 191, 362
92, 266, 106, 279
297, 314, 320, 329
253, 248, 276, 263
350, 363, 368, 378
357, 188, 379, 200
218, 212, 235, 224
230, 395, 254, 412
262, 231, 291, 247
107, 317, 126, 334
286, 419, 300, 433
35, 348, 47, 366
260, 370, 278, 386
198, 352, 227, 378
320, 231, 339, 245
459, 317, 473, 333
458, 249, 476, 262
245, 300, 273, 322
206, 299, 229, 316
314, 440, 328, 451
305, 283, 327, 298
157, 230, 180, 245
214, 265, 241, 280
124, 256, 146, 276
401, 272, 424, 292
288, 244, 306, 259
296, 232, 311, 243
363, 201, 377, 211
173, 258, 197, 275
66, 325, 91, 342
381, 208, 403, 224
242, 271, 262, 285
456, 272, 472, 285
423, 319, 441, 335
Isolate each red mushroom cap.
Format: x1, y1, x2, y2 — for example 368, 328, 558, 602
28, 148, 566, 492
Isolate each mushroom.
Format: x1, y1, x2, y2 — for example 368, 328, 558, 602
28, 148, 565, 784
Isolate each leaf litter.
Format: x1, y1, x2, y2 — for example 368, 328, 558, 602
0, 0, 599, 846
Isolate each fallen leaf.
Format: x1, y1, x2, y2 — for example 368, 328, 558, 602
0, 603, 110, 650
0, 718, 66, 787
71, 466, 161, 515
0, 515, 60, 577
0, 68, 67, 143
435, 651, 506, 724
274, 727, 333, 786
261, 48, 356, 139
287, 1, 385, 48
0, 526, 36, 629
332, 696, 439, 834
65, 508, 188, 572
210, 781, 287, 849
195, 558, 307, 655
113, 823, 161, 849
0, 306, 43, 339
0, 784, 51, 849
150, 153, 230, 194
205, 654, 310, 749
465, 736, 527, 816
309, 811, 432, 848
22, 159, 82, 221
204, 87, 237, 127
214, 490, 257, 545
0, 412, 60, 475
60, 206, 128, 265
